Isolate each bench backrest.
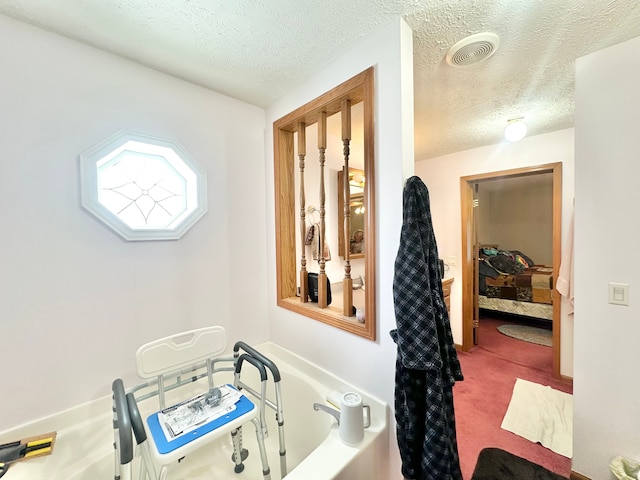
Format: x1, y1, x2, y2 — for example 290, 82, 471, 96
136, 326, 227, 379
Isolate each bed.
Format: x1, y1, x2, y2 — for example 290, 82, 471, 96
478, 247, 554, 321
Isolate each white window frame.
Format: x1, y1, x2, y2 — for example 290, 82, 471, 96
80, 131, 207, 241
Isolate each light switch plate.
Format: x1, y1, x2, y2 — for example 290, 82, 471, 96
608, 283, 629, 306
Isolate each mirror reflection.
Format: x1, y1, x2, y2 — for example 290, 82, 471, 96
338, 168, 365, 258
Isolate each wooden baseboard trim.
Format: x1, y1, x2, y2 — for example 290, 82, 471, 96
570, 470, 591, 480
560, 374, 573, 384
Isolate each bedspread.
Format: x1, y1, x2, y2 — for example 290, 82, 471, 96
484, 266, 554, 305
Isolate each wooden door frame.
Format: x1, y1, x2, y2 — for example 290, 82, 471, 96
460, 163, 563, 378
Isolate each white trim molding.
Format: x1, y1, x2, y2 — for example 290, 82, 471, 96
80, 131, 207, 241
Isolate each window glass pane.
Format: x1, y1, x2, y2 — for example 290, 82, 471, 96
80, 131, 207, 241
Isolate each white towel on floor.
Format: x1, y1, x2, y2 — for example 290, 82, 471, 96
501, 378, 573, 458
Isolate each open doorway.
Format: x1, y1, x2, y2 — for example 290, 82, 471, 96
460, 163, 563, 378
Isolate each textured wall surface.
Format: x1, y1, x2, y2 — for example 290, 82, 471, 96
1, 1, 639, 160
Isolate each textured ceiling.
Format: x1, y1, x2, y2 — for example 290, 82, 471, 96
2, 1, 639, 160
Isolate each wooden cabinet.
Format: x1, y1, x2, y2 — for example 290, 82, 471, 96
442, 277, 453, 316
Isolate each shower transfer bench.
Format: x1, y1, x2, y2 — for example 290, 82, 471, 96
112, 326, 286, 480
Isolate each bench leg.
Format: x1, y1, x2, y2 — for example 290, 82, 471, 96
231, 427, 249, 473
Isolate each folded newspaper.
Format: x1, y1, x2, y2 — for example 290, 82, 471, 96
158, 384, 243, 441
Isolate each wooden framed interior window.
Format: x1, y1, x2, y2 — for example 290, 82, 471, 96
273, 67, 376, 340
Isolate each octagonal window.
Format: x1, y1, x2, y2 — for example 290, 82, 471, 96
80, 131, 207, 241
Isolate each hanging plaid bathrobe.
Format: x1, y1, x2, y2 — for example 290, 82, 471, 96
390, 176, 463, 480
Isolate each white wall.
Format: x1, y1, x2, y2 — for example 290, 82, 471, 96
265, 18, 415, 480
0, 15, 268, 430
478, 180, 554, 266
415, 128, 575, 377
573, 35, 640, 479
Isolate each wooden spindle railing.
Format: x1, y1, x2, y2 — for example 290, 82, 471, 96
296, 105, 358, 315
342, 99, 354, 316
275, 68, 375, 339
317, 111, 328, 308
298, 121, 308, 303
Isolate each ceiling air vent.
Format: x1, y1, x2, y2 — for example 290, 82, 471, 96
445, 32, 500, 67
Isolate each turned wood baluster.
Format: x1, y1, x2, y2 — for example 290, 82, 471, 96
317, 111, 328, 308
342, 99, 354, 316
298, 121, 309, 303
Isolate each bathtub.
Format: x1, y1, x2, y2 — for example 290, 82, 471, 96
0, 342, 388, 480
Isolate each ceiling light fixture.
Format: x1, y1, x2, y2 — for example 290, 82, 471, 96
504, 117, 527, 142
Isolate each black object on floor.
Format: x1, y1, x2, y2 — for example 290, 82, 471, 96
471, 448, 568, 480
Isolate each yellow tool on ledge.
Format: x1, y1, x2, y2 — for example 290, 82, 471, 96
0, 432, 56, 478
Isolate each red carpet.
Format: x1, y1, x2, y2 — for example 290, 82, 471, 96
454, 316, 573, 479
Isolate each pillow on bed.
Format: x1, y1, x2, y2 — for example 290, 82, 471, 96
514, 254, 530, 268
511, 250, 535, 267
486, 252, 526, 275
479, 260, 500, 279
